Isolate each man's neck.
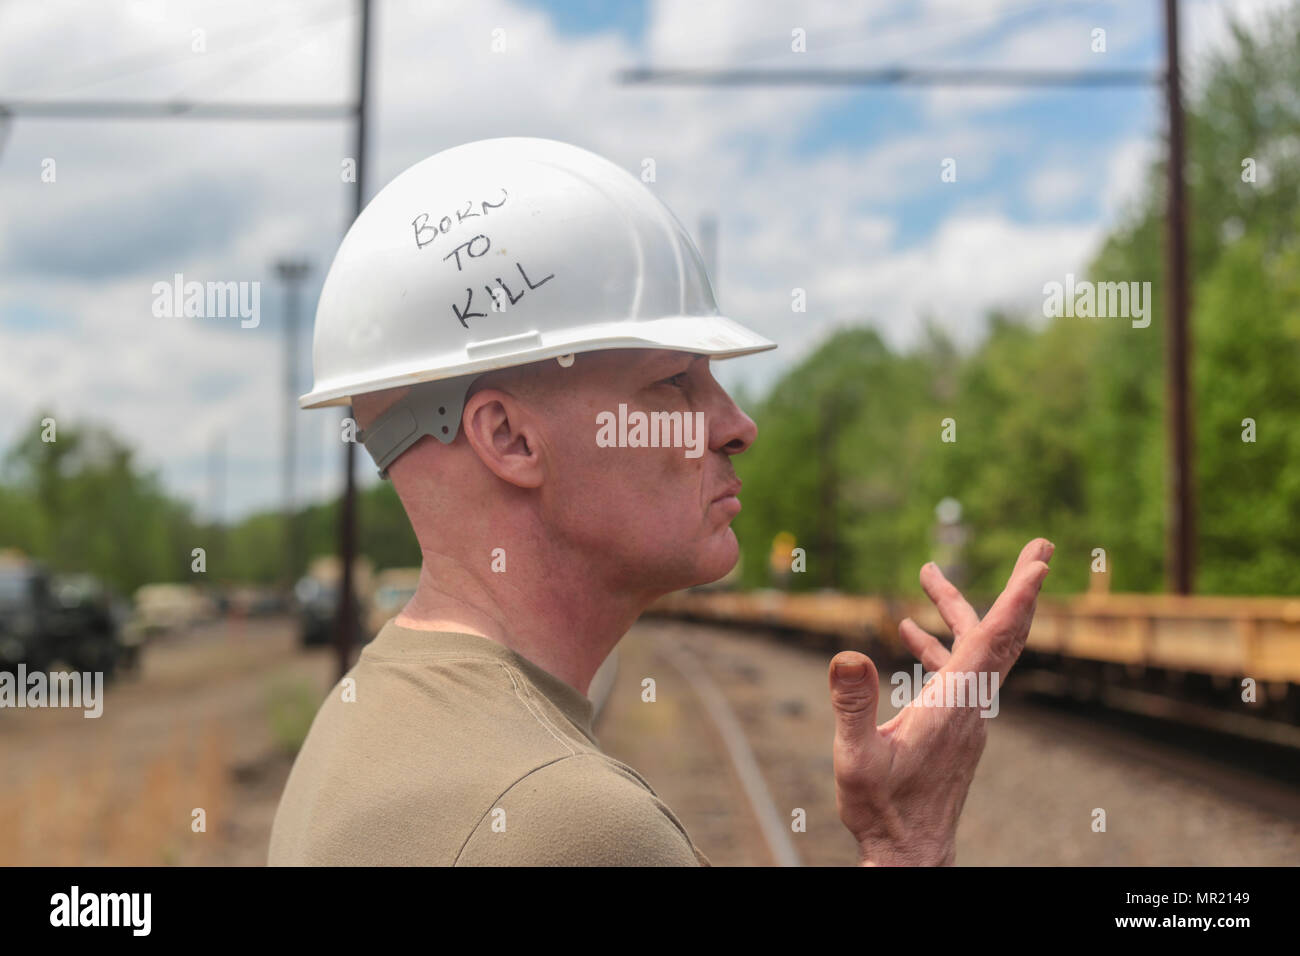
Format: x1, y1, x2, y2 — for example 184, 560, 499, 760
392, 548, 649, 696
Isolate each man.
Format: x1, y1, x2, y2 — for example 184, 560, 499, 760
268, 137, 1052, 866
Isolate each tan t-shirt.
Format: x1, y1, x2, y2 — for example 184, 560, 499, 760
268, 622, 709, 866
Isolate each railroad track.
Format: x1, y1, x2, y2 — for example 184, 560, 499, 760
603, 618, 1300, 865
655, 633, 803, 866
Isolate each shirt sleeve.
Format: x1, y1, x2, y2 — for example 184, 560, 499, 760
454, 753, 707, 867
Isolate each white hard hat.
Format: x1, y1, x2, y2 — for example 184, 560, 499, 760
301, 136, 776, 475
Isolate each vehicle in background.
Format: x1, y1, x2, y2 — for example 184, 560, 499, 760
49, 573, 134, 675
223, 585, 288, 618
0, 552, 130, 677
129, 583, 218, 639
294, 556, 372, 649
366, 567, 421, 637
0, 551, 56, 673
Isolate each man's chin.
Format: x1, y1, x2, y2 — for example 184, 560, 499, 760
683, 533, 741, 588
629, 532, 739, 598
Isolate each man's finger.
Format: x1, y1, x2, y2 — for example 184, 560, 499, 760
899, 617, 952, 671
952, 554, 1051, 675
1009, 537, 1054, 585
828, 651, 883, 752
919, 562, 980, 641
980, 538, 1053, 642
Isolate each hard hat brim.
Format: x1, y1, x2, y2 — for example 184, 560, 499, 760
298, 314, 776, 409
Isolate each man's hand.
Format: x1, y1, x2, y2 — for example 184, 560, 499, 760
828, 538, 1053, 866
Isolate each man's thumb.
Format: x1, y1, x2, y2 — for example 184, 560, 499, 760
829, 651, 880, 738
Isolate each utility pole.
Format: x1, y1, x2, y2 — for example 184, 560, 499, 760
1163, 0, 1194, 594
276, 258, 311, 591
0, 6, 377, 646
622, 0, 1194, 594
208, 430, 225, 570
336, 0, 371, 681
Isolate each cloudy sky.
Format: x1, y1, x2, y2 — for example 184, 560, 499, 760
0, 0, 1285, 521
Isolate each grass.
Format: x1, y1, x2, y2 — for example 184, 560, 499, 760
266, 678, 321, 755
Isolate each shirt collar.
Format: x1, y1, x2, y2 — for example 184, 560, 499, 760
364, 620, 597, 739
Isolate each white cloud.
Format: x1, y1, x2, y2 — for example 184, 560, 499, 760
806, 214, 1102, 350
1026, 164, 1091, 211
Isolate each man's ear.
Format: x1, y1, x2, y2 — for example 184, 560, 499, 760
461, 388, 545, 489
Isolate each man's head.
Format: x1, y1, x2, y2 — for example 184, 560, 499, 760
355, 348, 756, 601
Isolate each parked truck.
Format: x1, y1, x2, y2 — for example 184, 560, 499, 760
0, 551, 130, 677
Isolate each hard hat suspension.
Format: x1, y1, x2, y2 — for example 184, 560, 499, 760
359, 374, 478, 479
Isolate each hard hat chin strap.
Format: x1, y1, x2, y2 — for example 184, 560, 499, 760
358, 375, 478, 479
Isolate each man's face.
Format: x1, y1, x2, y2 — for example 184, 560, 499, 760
534, 348, 758, 597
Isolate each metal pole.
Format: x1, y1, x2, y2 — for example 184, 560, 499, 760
285, 273, 298, 586
618, 45, 1175, 591
277, 259, 311, 591
337, 0, 370, 680
1163, 0, 1194, 594
209, 431, 225, 570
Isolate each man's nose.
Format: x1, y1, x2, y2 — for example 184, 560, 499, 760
710, 392, 758, 455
